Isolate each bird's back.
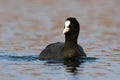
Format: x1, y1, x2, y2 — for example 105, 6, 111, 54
39, 42, 64, 60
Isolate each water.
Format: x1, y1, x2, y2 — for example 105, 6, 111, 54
0, 0, 120, 80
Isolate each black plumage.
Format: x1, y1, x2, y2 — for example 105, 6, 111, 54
39, 17, 86, 60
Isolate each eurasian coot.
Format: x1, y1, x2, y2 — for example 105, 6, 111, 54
39, 17, 86, 60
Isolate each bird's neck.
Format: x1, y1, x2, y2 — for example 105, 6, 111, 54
64, 34, 78, 48
62, 35, 79, 59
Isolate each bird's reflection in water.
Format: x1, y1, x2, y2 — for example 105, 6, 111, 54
64, 57, 97, 74
64, 59, 84, 74
45, 57, 97, 74
46, 59, 85, 74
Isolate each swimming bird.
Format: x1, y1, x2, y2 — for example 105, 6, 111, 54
39, 17, 86, 60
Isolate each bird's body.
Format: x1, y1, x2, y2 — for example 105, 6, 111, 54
39, 17, 86, 60
39, 42, 86, 60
